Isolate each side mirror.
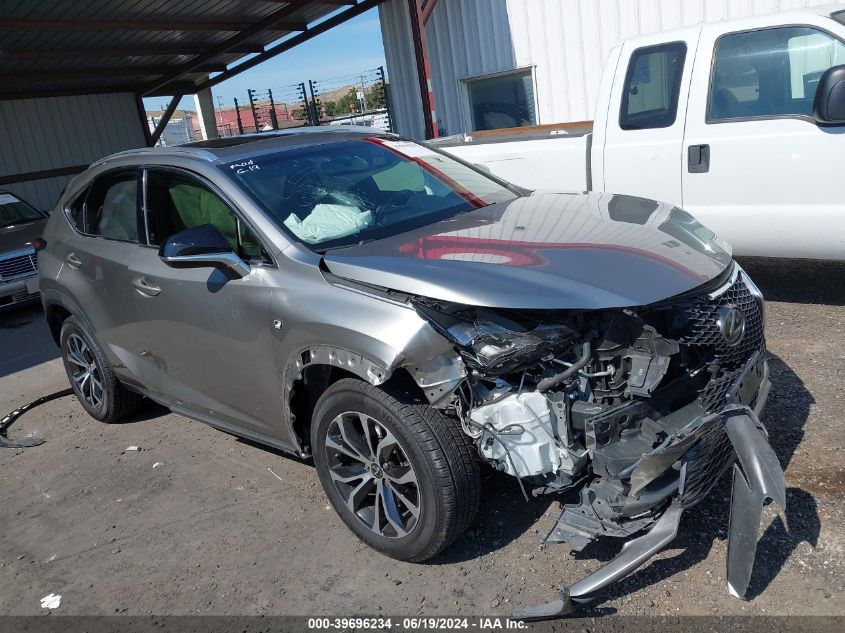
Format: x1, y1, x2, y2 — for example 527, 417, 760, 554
813, 64, 845, 125
159, 224, 251, 279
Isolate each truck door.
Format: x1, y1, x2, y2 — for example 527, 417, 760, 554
681, 21, 845, 259
600, 27, 701, 207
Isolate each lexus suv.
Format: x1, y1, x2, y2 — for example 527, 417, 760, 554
1, 190, 47, 309
39, 128, 784, 617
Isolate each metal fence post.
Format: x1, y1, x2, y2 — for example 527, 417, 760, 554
308, 80, 321, 126
378, 65, 393, 133
297, 82, 311, 126
234, 98, 244, 135
248, 89, 259, 133
267, 89, 279, 130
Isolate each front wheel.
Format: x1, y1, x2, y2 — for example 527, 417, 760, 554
311, 378, 480, 562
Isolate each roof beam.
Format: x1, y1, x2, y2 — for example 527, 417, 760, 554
142, 0, 316, 96
0, 80, 200, 101
234, 0, 355, 3
2, 65, 227, 82
0, 85, 137, 101
421, 0, 439, 24
195, 0, 388, 92
0, 164, 90, 187
0, 19, 306, 32
233, 0, 356, 3
150, 94, 183, 145
0, 45, 265, 60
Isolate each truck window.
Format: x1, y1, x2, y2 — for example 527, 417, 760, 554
708, 26, 845, 121
619, 42, 687, 130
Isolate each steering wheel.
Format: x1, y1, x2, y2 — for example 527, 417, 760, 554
373, 189, 415, 224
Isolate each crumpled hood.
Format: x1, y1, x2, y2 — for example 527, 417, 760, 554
0, 219, 47, 256
323, 191, 733, 309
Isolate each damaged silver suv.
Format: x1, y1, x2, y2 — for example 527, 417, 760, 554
39, 128, 783, 618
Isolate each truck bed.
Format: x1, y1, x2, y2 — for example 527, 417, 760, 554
432, 122, 593, 193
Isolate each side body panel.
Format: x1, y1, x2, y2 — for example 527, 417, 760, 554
122, 247, 281, 438
589, 44, 623, 193
600, 26, 702, 207
439, 135, 591, 192
40, 201, 146, 374
681, 14, 845, 259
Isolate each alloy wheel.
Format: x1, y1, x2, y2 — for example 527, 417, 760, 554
324, 411, 421, 538
65, 333, 106, 409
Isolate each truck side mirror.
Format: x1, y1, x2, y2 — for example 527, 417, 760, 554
813, 64, 845, 125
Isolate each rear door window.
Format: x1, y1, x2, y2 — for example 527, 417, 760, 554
65, 189, 87, 231
620, 42, 687, 130
83, 171, 141, 241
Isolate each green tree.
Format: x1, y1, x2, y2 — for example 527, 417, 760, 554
335, 89, 358, 114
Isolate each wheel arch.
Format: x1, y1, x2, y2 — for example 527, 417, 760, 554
284, 345, 430, 456
42, 290, 93, 347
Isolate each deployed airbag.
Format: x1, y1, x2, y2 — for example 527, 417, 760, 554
284, 204, 372, 243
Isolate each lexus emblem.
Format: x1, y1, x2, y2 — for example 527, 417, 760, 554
718, 305, 745, 346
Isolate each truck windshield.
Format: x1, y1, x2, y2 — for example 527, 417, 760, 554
0, 193, 42, 228
222, 137, 518, 250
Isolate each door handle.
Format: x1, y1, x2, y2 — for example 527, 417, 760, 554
688, 144, 710, 173
132, 277, 162, 297
66, 252, 82, 269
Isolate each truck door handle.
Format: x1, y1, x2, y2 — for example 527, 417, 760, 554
132, 277, 161, 297
688, 144, 710, 173
66, 252, 82, 268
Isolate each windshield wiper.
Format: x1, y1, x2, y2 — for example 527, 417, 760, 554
318, 237, 382, 253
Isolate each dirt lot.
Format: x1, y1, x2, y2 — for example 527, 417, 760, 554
1, 257, 843, 619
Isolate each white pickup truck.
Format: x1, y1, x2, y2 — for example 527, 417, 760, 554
438, 6, 845, 260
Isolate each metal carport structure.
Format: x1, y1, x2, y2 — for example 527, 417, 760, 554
0, 0, 388, 211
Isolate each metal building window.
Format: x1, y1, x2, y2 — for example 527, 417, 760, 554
465, 69, 537, 131
620, 42, 687, 130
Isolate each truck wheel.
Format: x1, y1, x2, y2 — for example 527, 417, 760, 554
59, 316, 142, 423
311, 378, 480, 562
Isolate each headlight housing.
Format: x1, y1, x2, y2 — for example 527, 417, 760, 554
414, 302, 576, 375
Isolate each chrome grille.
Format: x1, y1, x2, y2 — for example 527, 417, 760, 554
679, 422, 735, 508
698, 370, 738, 413
0, 251, 37, 281
682, 272, 764, 371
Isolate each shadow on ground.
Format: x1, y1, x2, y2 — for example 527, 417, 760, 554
566, 351, 819, 614
737, 257, 845, 306
0, 304, 59, 378
431, 468, 555, 564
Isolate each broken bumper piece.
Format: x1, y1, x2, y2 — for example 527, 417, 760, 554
513, 406, 785, 621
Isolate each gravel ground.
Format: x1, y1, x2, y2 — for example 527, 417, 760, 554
0, 257, 843, 620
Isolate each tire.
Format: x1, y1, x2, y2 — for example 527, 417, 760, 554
59, 316, 142, 423
311, 378, 480, 562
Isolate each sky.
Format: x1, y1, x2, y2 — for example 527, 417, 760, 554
142, 8, 386, 113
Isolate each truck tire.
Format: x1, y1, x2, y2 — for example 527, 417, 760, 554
311, 378, 480, 562
59, 316, 142, 423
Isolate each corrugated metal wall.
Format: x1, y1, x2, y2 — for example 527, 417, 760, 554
380, 0, 845, 138
0, 92, 146, 210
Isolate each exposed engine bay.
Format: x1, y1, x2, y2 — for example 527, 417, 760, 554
412, 261, 783, 617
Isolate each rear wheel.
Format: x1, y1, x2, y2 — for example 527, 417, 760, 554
59, 316, 141, 423
311, 378, 480, 562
